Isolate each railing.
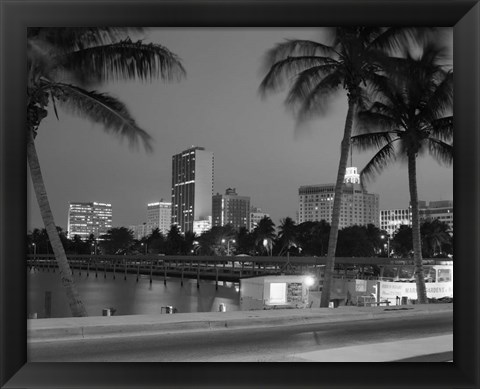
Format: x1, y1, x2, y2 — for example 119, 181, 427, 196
27, 254, 325, 287
26, 254, 451, 286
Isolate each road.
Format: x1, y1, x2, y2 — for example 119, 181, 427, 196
28, 311, 452, 362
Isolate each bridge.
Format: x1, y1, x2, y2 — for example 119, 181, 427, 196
27, 254, 451, 288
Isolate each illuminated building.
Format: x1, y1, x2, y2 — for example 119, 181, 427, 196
129, 223, 149, 240
193, 217, 212, 236
67, 202, 112, 239
212, 188, 250, 230
171, 146, 214, 233
249, 207, 270, 232
380, 200, 453, 237
419, 200, 453, 233
147, 200, 172, 235
297, 167, 379, 228
380, 208, 412, 236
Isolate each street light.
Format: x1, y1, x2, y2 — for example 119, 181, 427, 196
222, 239, 236, 256
381, 234, 391, 258
141, 242, 148, 255
304, 275, 315, 287
91, 241, 97, 255
263, 238, 268, 256
32, 243, 36, 259
192, 240, 200, 255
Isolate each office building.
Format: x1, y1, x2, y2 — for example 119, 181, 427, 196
419, 200, 453, 233
193, 217, 212, 236
147, 200, 172, 235
67, 202, 112, 239
171, 146, 214, 233
380, 208, 412, 236
129, 223, 149, 240
249, 207, 270, 232
212, 188, 250, 230
297, 167, 379, 228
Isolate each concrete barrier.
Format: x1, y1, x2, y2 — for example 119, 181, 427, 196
28, 303, 453, 343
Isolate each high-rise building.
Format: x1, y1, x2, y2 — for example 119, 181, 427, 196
193, 217, 212, 236
249, 207, 270, 232
171, 146, 214, 233
380, 200, 453, 237
67, 202, 112, 239
419, 200, 453, 233
297, 167, 379, 228
212, 188, 250, 230
380, 208, 412, 236
147, 200, 172, 235
129, 223, 149, 240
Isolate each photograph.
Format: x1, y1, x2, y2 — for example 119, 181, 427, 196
25, 26, 454, 363
1, 1, 479, 388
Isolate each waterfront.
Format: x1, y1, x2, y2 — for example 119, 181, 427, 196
28, 269, 240, 318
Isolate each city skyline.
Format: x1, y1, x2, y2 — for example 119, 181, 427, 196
27, 28, 453, 231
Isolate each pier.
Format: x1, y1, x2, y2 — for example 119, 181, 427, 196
28, 254, 327, 287
27, 255, 448, 288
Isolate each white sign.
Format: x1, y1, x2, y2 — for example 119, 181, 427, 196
355, 280, 367, 292
379, 281, 453, 300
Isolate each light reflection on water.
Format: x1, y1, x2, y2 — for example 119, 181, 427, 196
27, 269, 240, 318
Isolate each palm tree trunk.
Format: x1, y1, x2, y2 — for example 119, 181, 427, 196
27, 129, 88, 317
320, 98, 355, 308
407, 151, 428, 304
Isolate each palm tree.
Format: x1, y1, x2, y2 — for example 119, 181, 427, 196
277, 217, 298, 256
166, 225, 185, 255
421, 219, 452, 257
365, 224, 384, 255
183, 231, 198, 255
148, 228, 166, 254
259, 27, 429, 307
296, 220, 331, 256
236, 227, 256, 256
351, 43, 453, 303
27, 28, 185, 316
99, 227, 135, 255
254, 216, 276, 256
391, 225, 414, 258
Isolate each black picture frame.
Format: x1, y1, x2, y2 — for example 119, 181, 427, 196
1, 1, 478, 388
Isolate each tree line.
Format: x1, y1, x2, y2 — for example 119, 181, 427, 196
28, 216, 452, 259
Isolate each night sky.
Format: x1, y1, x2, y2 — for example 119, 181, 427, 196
27, 28, 453, 232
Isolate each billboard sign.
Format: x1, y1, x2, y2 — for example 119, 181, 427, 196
379, 281, 453, 300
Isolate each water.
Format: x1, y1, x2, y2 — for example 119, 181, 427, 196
27, 268, 240, 318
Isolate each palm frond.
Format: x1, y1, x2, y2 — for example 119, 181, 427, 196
365, 72, 401, 104
284, 63, 339, 107
49, 82, 153, 152
429, 116, 453, 141
259, 56, 338, 97
421, 70, 453, 123
416, 41, 450, 69
351, 131, 396, 153
28, 28, 144, 51
358, 27, 385, 44
428, 138, 453, 166
359, 140, 398, 183
295, 70, 344, 122
355, 86, 374, 111
355, 111, 397, 133
57, 40, 186, 85
262, 39, 338, 72
369, 27, 435, 55
369, 101, 402, 121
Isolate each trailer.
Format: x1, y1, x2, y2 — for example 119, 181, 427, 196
239, 275, 314, 310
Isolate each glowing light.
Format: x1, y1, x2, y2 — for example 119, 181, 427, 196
304, 276, 315, 287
